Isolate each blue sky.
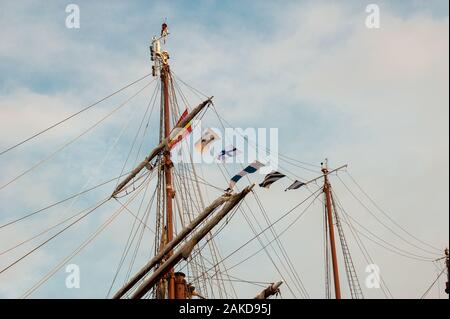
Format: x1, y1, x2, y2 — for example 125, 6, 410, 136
0, 0, 448, 299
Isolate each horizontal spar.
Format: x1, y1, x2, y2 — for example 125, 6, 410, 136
111, 97, 213, 197
254, 281, 283, 299
129, 184, 254, 299
113, 191, 229, 299
303, 164, 348, 187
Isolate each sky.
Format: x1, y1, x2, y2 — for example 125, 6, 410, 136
0, 0, 448, 299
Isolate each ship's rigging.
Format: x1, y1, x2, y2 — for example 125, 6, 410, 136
0, 23, 447, 299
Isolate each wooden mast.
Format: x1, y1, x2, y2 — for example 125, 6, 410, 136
111, 24, 214, 299
322, 160, 342, 299
113, 194, 229, 299
160, 34, 176, 299
129, 185, 255, 299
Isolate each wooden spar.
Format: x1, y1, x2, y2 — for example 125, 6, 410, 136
303, 164, 347, 187
111, 145, 162, 197
110, 97, 212, 198
129, 185, 254, 299
174, 97, 213, 130
322, 163, 342, 299
113, 193, 230, 298
254, 281, 283, 299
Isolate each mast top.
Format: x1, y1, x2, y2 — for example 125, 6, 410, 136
150, 21, 170, 76
161, 22, 169, 38
321, 158, 329, 174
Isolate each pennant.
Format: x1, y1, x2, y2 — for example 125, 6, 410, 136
168, 109, 192, 150
284, 180, 306, 191
217, 146, 241, 162
195, 128, 220, 153
259, 171, 286, 189
227, 160, 265, 191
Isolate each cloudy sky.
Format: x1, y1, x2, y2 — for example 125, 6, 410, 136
0, 0, 448, 299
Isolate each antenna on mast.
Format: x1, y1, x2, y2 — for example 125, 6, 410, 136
150, 21, 170, 77
161, 19, 169, 40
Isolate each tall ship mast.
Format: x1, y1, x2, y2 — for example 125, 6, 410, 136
0, 23, 447, 300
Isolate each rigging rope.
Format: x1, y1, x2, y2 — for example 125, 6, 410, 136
0, 79, 157, 192
132, 81, 161, 167
211, 103, 317, 181
335, 200, 436, 262
0, 170, 131, 229
0, 73, 152, 157
331, 189, 394, 298
124, 189, 157, 282
21, 177, 149, 298
323, 201, 331, 299
345, 171, 442, 253
420, 267, 446, 299
252, 191, 310, 298
170, 75, 236, 298
0, 197, 109, 275
209, 129, 299, 297
106, 178, 155, 297
215, 191, 320, 276
115, 81, 160, 189
210, 104, 317, 298
213, 162, 299, 298
0, 201, 103, 256
337, 175, 440, 257
189, 189, 321, 288
330, 189, 364, 299
172, 71, 321, 171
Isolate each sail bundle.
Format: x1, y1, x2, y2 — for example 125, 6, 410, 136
168, 109, 193, 150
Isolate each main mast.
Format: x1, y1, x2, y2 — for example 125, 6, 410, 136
160, 24, 176, 300
152, 23, 176, 299
162, 63, 176, 299
112, 24, 215, 299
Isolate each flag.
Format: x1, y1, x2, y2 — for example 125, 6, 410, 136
217, 146, 240, 162
161, 23, 168, 37
284, 180, 306, 191
195, 128, 220, 153
227, 160, 265, 191
259, 171, 286, 189
168, 109, 192, 150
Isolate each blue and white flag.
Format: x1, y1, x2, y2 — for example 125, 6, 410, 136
227, 160, 265, 191
217, 146, 241, 162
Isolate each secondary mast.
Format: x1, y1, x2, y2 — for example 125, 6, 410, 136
322, 160, 342, 299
